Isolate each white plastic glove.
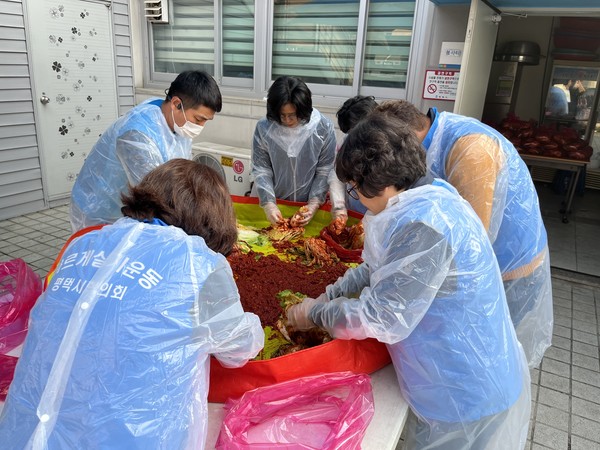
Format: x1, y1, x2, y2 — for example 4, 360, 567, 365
262, 202, 283, 225
328, 170, 347, 212
294, 200, 321, 227
331, 208, 348, 224
287, 297, 325, 331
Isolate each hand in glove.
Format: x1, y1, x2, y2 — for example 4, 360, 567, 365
287, 297, 324, 331
262, 202, 283, 225
331, 208, 348, 224
293, 200, 321, 227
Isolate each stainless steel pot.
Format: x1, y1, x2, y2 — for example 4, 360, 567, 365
502, 41, 540, 56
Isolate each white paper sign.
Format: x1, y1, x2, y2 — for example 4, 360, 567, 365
439, 42, 464, 67
423, 70, 460, 101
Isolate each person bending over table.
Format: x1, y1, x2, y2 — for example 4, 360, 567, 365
375, 100, 552, 370
287, 113, 531, 450
0, 159, 264, 450
70, 70, 222, 232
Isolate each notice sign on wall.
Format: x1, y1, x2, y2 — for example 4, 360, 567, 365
423, 70, 460, 101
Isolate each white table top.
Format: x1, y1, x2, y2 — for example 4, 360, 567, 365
2, 346, 409, 450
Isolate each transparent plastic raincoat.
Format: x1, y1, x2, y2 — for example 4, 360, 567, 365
328, 170, 368, 215
0, 218, 264, 450
251, 108, 336, 205
309, 179, 531, 449
328, 140, 367, 216
70, 98, 192, 232
422, 109, 552, 369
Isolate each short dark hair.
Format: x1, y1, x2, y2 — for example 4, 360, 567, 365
336, 112, 426, 198
336, 95, 378, 133
376, 100, 429, 132
266, 76, 313, 124
165, 70, 223, 113
121, 159, 237, 256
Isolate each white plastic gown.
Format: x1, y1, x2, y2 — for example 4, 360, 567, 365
423, 109, 552, 369
309, 179, 531, 449
70, 98, 192, 232
251, 108, 336, 205
0, 218, 264, 450
328, 141, 368, 215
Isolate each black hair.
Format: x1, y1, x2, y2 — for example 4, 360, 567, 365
165, 70, 222, 113
336, 95, 378, 133
375, 100, 429, 132
336, 112, 426, 198
266, 76, 313, 125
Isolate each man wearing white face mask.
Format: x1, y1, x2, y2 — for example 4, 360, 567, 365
69, 70, 222, 232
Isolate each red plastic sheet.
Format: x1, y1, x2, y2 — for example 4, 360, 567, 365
208, 338, 389, 403
208, 196, 386, 403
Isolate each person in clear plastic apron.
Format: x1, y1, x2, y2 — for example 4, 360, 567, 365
251, 76, 336, 226
287, 113, 531, 450
69, 70, 222, 232
327, 95, 379, 220
0, 159, 264, 450
375, 100, 552, 370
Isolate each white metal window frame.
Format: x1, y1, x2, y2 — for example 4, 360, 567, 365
139, 0, 434, 104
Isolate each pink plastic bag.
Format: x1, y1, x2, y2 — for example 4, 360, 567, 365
0, 258, 42, 354
216, 372, 374, 450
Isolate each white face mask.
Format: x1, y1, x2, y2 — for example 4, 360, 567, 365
172, 104, 204, 139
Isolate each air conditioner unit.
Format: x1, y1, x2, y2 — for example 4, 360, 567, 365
192, 142, 252, 196
144, 0, 169, 24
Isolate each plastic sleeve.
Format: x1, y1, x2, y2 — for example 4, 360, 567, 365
308, 120, 337, 203
115, 130, 167, 186
328, 169, 347, 212
251, 126, 277, 206
445, 134, 507, 244
313, 223, 453, 343
196, 260, 264, 368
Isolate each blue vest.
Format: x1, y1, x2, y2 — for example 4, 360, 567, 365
379, 180, 523, 422
423, 110, 547, 273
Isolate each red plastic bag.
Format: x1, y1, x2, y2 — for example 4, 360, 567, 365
0, 258, 42, 354
216, 372, 374, 450
319, 227, 363, 263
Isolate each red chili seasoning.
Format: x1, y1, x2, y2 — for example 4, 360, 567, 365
227, 250, 349, 327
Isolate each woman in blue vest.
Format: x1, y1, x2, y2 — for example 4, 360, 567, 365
287, 113, 530, 449
70, 70, 222, 232
375, 100, 552, 370
1, 159, 264, 449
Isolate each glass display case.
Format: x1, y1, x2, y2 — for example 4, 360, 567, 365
543, 60, 600, 145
